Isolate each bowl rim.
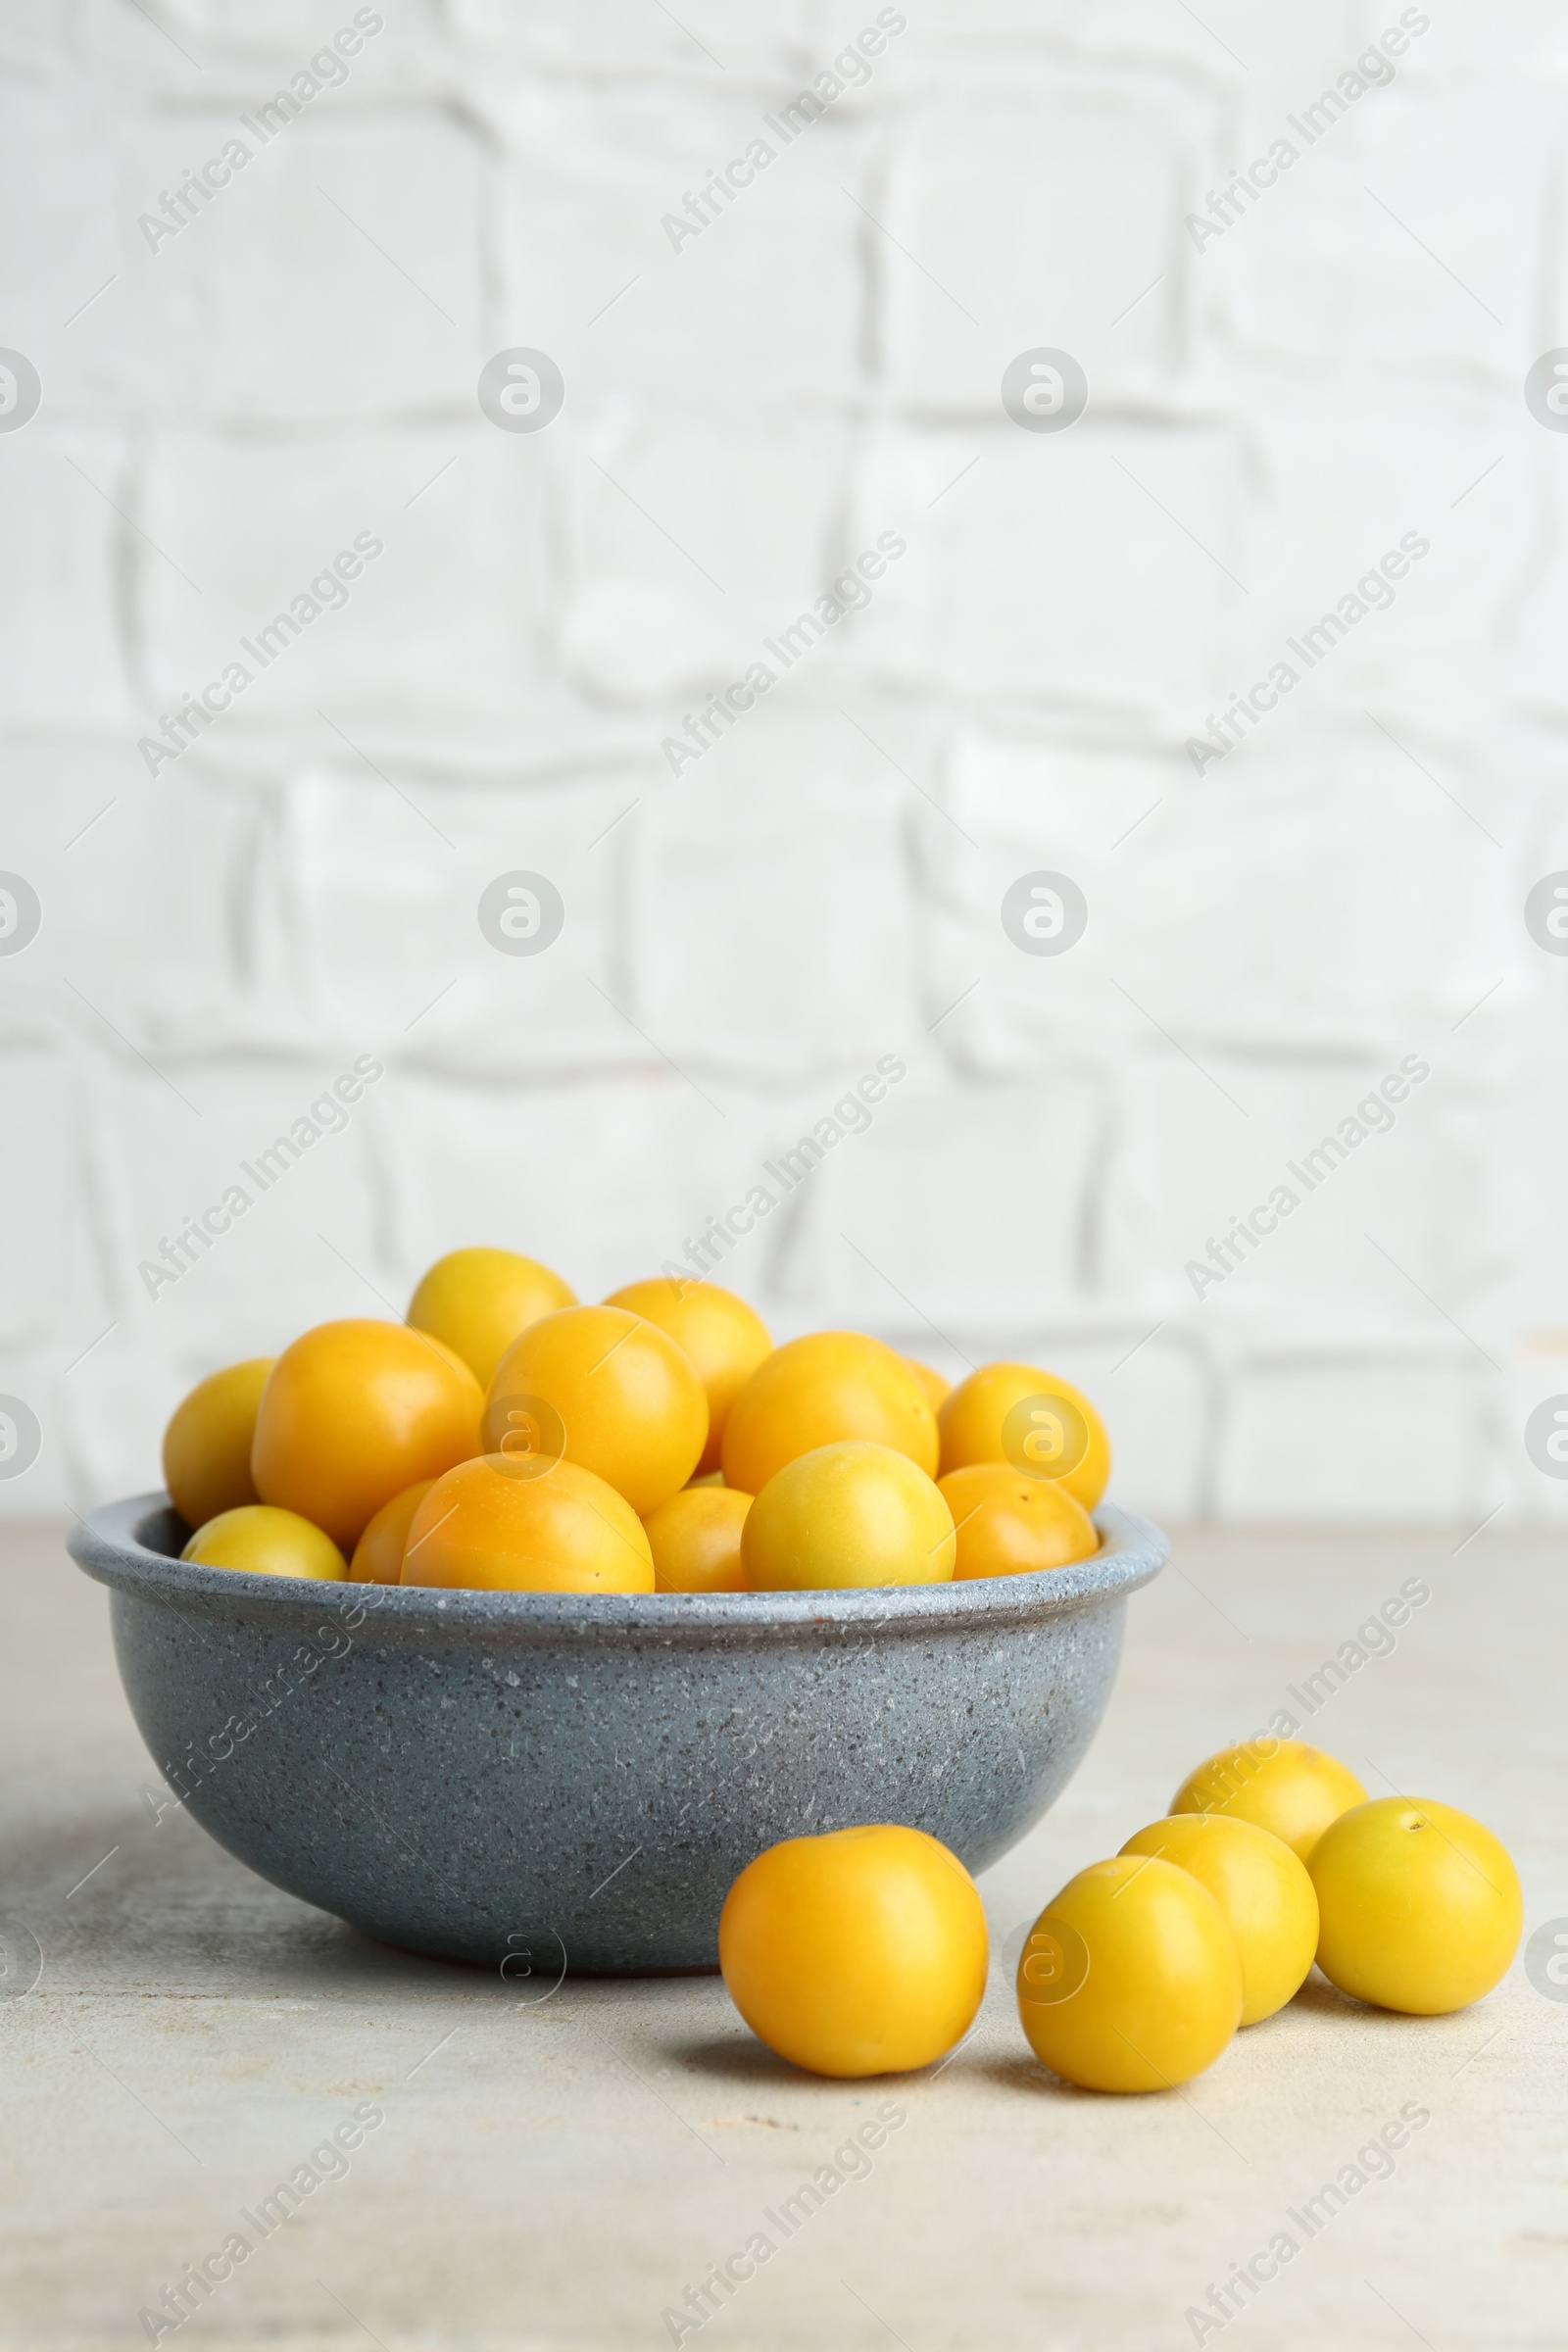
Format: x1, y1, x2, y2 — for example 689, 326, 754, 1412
67, 1491, 1167, 1642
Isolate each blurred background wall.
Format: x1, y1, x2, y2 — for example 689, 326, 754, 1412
3, 0, 1567, 1525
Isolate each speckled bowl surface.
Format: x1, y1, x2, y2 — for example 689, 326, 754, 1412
69, 1493, 1166, 1974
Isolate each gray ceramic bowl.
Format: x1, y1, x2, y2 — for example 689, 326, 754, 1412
69, 1493, 1165, 1974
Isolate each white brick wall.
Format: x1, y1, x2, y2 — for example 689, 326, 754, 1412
2, 0, 1565, 1527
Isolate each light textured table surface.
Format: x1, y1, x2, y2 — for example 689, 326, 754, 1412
2, 1521, 1563, 2352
